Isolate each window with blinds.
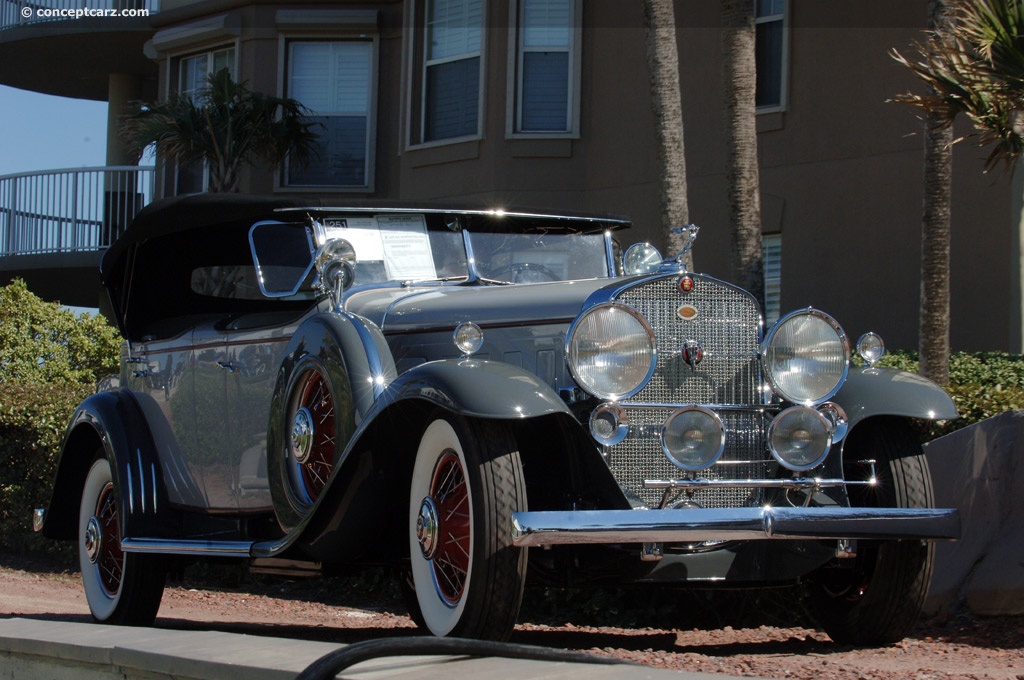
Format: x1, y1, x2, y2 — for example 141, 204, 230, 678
423, 0, 483, 142
176, 46, 236, 194
285, 40, 375, 188
514, 0, 575, 134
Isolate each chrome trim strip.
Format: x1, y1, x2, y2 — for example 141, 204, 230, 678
126, 461, 134, 514
510, 506, 961, 547
643, 477, 850, 490
151, 463, 158, 514
618, 402, 778, 412
121, 538, 254, 557
275, 206, 632, 229
136, 448, 145, 514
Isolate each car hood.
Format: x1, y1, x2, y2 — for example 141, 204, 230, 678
344, 278, 617, 332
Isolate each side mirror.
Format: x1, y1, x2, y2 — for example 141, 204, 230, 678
622, 242, 663, 275
315, 238, 357, 303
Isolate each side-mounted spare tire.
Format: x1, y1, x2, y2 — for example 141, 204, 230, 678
810, 417, 935, 645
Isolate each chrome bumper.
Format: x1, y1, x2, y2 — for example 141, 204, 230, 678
510, 506, 960, 547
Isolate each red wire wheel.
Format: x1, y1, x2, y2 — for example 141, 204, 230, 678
424, 451, 471, 604
288, 366, 337, 503
92, 481, 124, 596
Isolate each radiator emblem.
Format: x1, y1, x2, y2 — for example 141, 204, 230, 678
679, 275, 695, 293
677, 304, 699, 321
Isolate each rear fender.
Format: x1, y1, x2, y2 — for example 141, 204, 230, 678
833, 366, 958, 427
43, 390, 178, 541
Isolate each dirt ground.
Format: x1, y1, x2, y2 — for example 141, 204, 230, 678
1, 556, 1022, 680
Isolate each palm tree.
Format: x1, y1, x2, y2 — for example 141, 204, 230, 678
643, 0, 692, 266
893, 0, 1024, 385
722, 0, 764, 306
121, 69, 320, 193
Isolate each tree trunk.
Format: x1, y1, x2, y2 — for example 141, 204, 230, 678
722, 0, 765, 306
919, 0, 953, 386
643, 0, 692, 268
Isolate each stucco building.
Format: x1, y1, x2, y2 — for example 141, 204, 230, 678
0, 0, 1020, 352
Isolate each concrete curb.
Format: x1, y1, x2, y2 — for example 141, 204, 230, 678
0, 618, 734, 679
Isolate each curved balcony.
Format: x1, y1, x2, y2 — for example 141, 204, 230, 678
0, 166, 154, 306
0, 0, 158, 101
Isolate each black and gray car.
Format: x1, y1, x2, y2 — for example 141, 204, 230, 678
36, 193, 959, 644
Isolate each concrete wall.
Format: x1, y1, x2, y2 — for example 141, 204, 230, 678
925, 410, 1024, 618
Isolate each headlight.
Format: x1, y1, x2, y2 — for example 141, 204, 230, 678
762, 309, 849, 405
567, 303, 656, 400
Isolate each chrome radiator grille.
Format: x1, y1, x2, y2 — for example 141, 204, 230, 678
617, 276, 763, 405
607, 275, 771, 509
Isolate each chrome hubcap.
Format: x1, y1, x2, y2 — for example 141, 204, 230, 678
84, 516, 102, 564
416, 497, 439, 559
290, 406, 314, 464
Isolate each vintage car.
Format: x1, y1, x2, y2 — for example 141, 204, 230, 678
36, 193, 959, 644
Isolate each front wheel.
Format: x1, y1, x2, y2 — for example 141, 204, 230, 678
407, 416, 527, 640
810, 418, 935, 645
79, 456, 165, 625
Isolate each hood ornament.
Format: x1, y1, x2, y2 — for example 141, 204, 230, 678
671, 224, 700, 263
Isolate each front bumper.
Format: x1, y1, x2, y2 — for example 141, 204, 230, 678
510, 506, 960, 547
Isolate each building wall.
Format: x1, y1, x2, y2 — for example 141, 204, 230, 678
139, 0, 1022, 353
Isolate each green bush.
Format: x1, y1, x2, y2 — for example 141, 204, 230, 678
0, 279, 121, 562
0, 382, 91, 560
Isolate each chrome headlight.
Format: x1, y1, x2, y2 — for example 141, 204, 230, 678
762, 309, 850, 405
567, 303, 656, 400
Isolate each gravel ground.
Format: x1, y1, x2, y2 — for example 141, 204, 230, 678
1, 555, 1022, 679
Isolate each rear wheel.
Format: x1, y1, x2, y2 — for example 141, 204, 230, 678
79, 456, 165, 625
810, 418, 934, 645
407, 416, 527, 640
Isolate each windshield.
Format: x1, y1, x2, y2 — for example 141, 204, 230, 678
319, 215, 610, 285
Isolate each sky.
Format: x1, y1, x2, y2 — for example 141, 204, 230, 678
0, 84, 109, 176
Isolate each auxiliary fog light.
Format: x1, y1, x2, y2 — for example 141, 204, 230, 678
590, 402, 629, 446
661, 406, 725, 471
768, 406, 833, 471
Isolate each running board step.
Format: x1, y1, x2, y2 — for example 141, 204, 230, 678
121, 538, 254, 557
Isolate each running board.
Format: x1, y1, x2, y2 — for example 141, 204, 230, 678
120, 538, 254, 558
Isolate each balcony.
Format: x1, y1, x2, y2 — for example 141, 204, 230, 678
0, 0, 158, 31
0, 0, 158, 101
0, 166, 154, 306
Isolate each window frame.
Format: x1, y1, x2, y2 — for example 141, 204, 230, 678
278, 36, 380, 192
506, 0, 581, 138
754, 0, 789, 114
405, 0, 488, 149
171, 44, 239, 194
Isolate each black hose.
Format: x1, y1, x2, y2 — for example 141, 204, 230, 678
295, 636, 635, 680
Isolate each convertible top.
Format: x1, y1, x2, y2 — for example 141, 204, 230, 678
102, 193, 631, 341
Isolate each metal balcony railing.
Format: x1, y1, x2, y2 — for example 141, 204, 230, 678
0, 166, 155, 257
0, 0, 158, 31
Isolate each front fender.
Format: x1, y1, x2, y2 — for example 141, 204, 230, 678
43, 390, 178, 541
376, 358, 572, 419
833, 366, 958, 427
